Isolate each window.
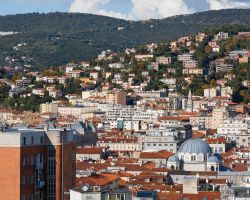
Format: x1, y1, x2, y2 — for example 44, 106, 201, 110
30, 156, 34, 165
48, 160, 56, 176
22, 137, 26, 146
48, 146, 56, 157
22, 157, 26, 166
31, 137, 34, 144
22, 175, 26, 185
40, 136, 44, 144
116, 194, 125, 200
191, 155, 196, 161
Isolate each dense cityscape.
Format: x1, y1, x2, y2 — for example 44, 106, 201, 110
0, 3, 250, 200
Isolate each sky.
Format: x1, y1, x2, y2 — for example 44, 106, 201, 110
0, 0, 250, 20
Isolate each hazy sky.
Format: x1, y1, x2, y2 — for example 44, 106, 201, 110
0, 0, 250, 20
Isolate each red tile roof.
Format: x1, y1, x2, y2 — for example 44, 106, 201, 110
140, 150, 173, 159
77, 173, 120, 187
206, 138, 227, 144
76, 147, 102, 154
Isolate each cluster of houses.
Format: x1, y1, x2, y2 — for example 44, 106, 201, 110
0, 30, 249, 200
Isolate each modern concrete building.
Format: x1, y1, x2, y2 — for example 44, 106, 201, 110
0, 126, 76, 200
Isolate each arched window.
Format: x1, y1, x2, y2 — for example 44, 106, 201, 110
191, 155, 196, 161
211, 166, 215, 171
204, 155, 207, 161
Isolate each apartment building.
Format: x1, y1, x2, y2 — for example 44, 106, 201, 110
183, 60, 198, 68
132, 109, 159, 122
178, 53, 193, 62
236, 130, 250, 148
183, 67, 203, 75
0, 126, 76, 200
156, 56, 172, 65
106, 90, 126, 106
211, 107, 228, 129
58, 107, 84, 120
204, 87, 219, 98
216, 64, 234, 72
97, 137, 140, 152
138, 126, 192, 153
109, 119, 140, 131
217, 118, 248, 140
214, 32, 229, 41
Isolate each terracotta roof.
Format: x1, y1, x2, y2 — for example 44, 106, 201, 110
77, 173, 120, 187
193, 131, 205, 138
206, 129, 217, 135
117, 171, 134, 177
76, 147, 102, 155
159, 116, 190, 121
209, 179, 227, 185
119, 179, 127, 187
158, 191, 182, 200
232, 163, 250, 172
206, 138, 227, 144
140, 150, 173, 159
76, 162, 109, 171
183, 191, 221, 200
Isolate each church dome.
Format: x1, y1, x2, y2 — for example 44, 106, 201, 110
179, 138, 212, 154
207, 156, 220, 163
168, 155, 179, 163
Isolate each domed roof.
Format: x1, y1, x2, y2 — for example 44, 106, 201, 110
168, 155, 179, 163
179, 138, 212, 154
207, 156, 220, 163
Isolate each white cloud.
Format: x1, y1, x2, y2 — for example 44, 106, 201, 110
130, 0, 194, 20
68, 0, 194, 20
207, 0, 250, 10
69, 0, 110, 13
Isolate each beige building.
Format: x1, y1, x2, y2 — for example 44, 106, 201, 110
211, 107, 228, 129
156, 56, 172, 65
106, 90, 126, 105
183, 68, 203, 75
40, 102, 58, 114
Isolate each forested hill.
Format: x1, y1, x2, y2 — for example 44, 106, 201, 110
0, 9, 250, 68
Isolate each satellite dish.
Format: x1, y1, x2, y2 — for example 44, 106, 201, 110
82, 184, 90, 192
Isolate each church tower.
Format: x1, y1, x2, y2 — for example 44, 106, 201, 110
186, 89, 193, 112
